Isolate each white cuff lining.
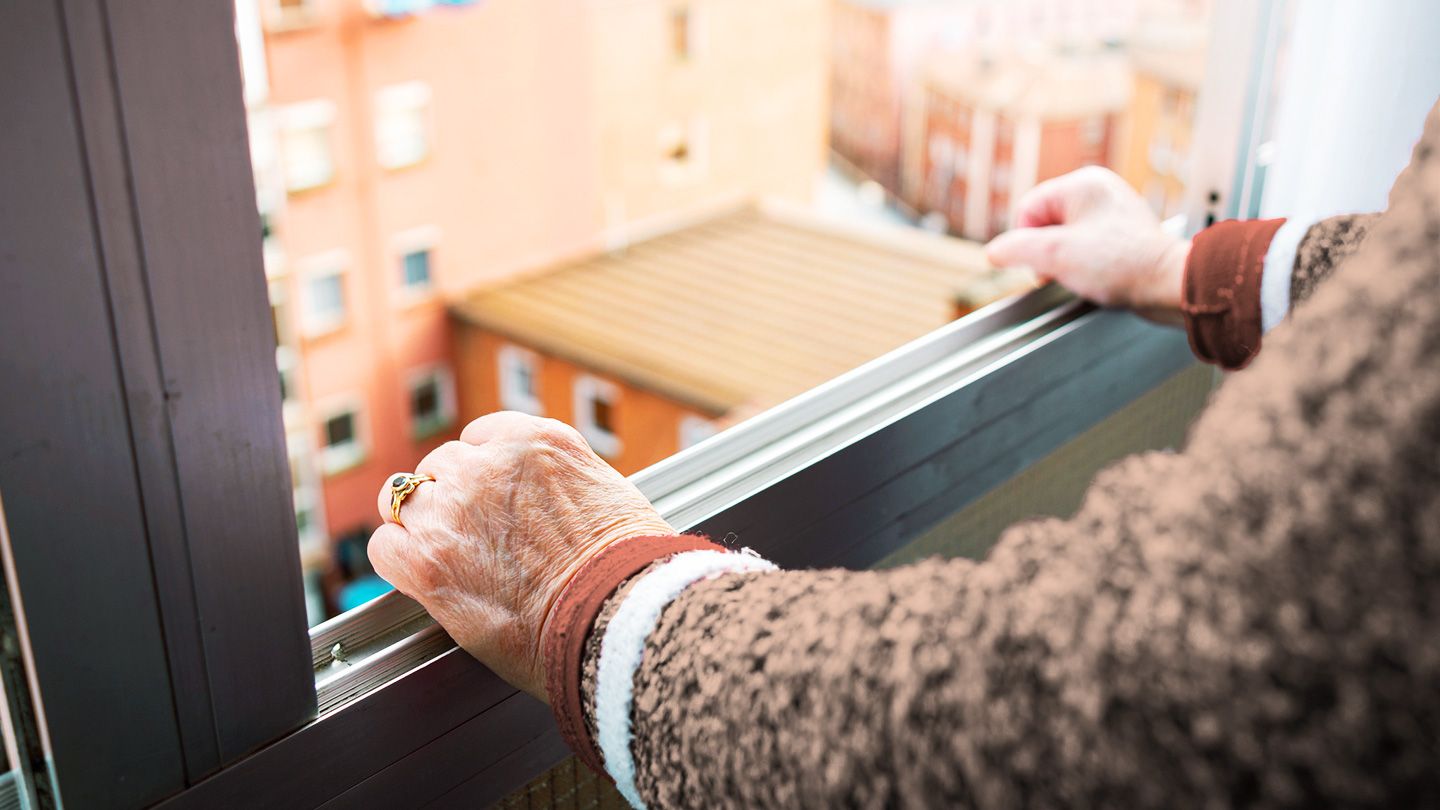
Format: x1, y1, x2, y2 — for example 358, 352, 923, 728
594, 549, 776, 809
1261, 217, 1313, 333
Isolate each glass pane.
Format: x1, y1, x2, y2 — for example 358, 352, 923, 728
323, 414, 352, 448
236, 0, 1245, 625
401, 249, 431, 288
411, 379, 440, 421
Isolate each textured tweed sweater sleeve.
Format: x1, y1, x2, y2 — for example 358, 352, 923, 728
580, 103, 1440, 808
1288, 212, 1380, 306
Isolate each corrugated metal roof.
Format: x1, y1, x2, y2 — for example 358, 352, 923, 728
454, 205, 1028, 415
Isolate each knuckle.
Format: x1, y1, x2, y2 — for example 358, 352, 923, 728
534, 417, 578, 442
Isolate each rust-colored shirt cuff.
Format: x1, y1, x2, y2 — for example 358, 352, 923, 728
541, 533, 723, 777
1181, 218, 1286, 370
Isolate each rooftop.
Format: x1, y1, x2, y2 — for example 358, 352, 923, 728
454, 204, 1030, 416
926, 48, 1133, 118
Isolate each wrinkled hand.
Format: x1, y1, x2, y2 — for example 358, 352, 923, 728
368, 412, 674, 700
985, 166, 1190, 323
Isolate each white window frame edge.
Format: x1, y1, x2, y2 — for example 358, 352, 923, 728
497, 343, 544, 416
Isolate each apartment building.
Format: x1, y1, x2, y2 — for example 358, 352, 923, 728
240, 0, 828, 616
831, 0, 1143, 198
911, 49, 1131, 240
453, 204, 1030, 476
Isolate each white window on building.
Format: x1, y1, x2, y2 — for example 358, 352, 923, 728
278, 100, 336, 193
392, 225, 440, 297
573, 375, 621, 459
300, 253, 348, 337
678, 415, 718, 450
658, 118, 708, 185
318, 400, 366, 475
497, 344, 544, 415
374, 82, 433, 170
408, 364, 456, 439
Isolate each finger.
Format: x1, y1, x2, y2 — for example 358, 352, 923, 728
1009, 171, 1095, 228
366, 522, 413, 593
414, 439, 469, 479
985, 225, 1075, 273
1010, 166, 1120, 228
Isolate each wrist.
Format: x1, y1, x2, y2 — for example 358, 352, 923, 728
1129, 237, 1190, 325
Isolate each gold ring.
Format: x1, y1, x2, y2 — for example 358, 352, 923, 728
389, 473, 435, 527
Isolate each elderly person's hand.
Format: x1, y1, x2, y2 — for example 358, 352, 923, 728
986, 166, 1189, 323
367, 412, 673, 700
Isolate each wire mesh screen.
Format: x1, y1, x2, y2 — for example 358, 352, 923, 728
492, 363, 1217, 809
490, 756, 628, 809
879, 362, 1217, 568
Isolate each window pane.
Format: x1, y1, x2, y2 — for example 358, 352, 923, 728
237, 0, 1243, 625
402, 249, 431, 288
412, 379, 439, 420
592, 396, 614, 434
324, 413, 354, 447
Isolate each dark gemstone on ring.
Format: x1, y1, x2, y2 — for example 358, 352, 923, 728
391, 475, 407, 488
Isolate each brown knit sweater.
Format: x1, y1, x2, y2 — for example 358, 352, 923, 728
576, 103, 1440, 808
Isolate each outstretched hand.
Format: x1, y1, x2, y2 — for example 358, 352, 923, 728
986, 166, 1189, 323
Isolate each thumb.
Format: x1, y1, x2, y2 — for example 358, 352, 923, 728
985, 225, 1075, 276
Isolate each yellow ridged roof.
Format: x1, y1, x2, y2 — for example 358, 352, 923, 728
454, 205, 1026, 415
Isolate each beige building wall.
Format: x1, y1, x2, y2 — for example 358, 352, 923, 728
588, 0, 831, 230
